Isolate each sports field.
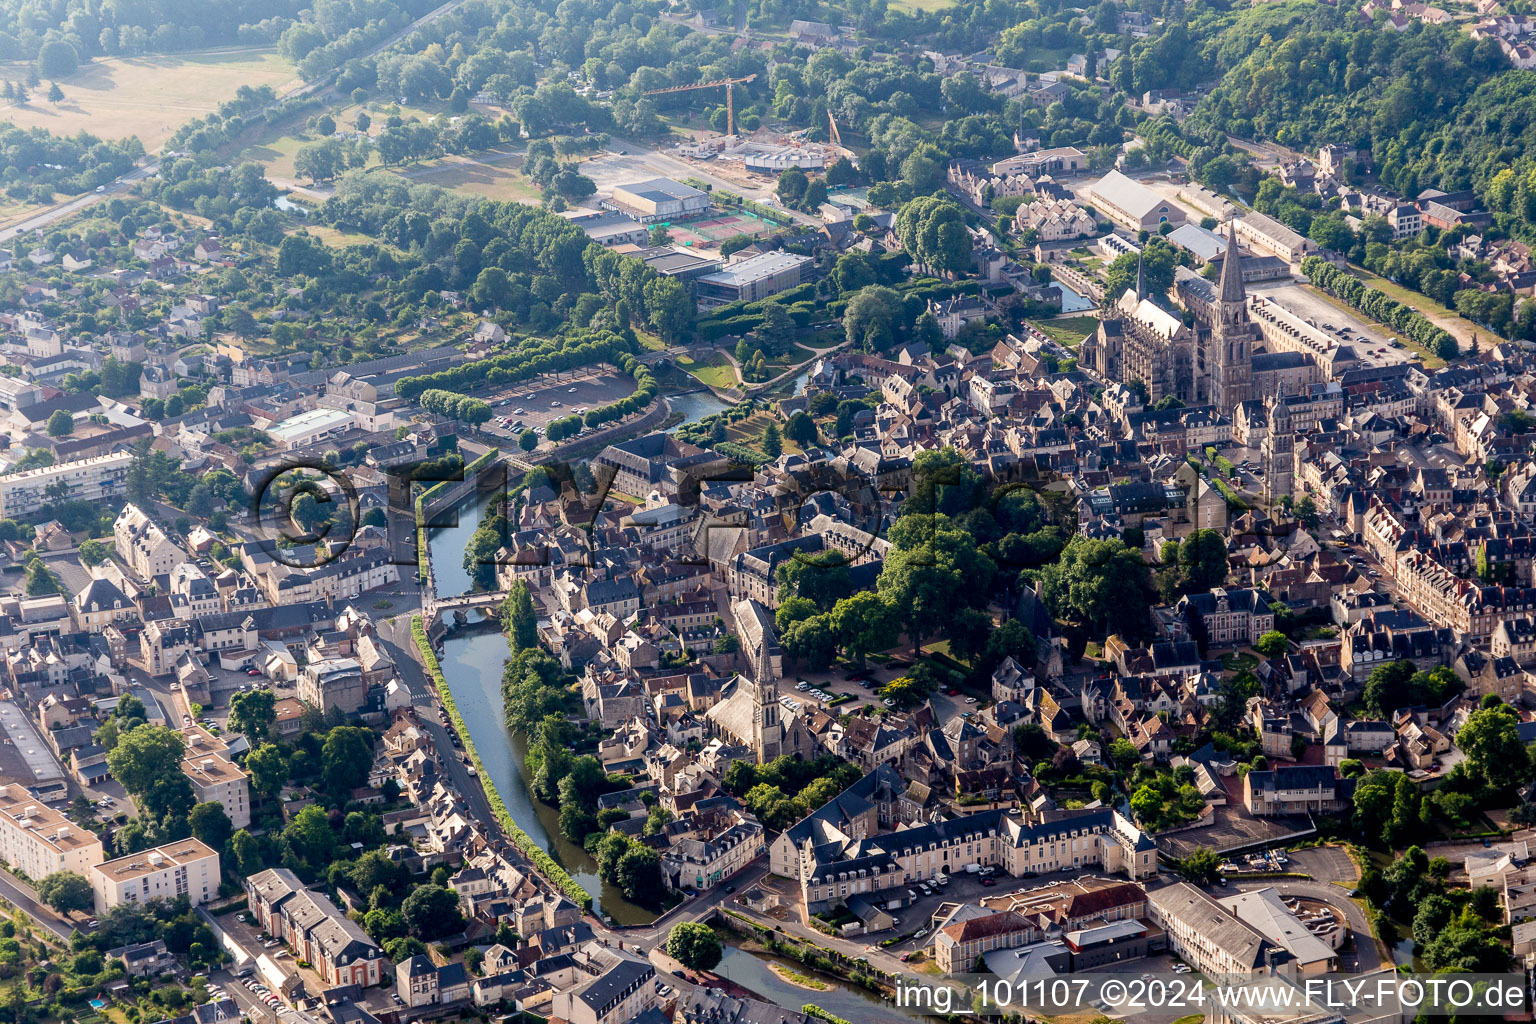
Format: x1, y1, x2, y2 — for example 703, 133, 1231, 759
0, 48, 295, 150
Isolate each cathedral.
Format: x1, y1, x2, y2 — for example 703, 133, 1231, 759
1083, 221, 1257, 415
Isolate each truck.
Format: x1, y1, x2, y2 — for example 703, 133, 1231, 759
964, 863, 981, 874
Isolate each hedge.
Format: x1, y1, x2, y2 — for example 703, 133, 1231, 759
803, 1008, 852, 1024
410, 615, 592, 908
1301, 255, 1457, 358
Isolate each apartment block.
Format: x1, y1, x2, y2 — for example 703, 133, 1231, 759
0, 452, 132, 519
0, 783, 103, 879
90, 839, 220, 913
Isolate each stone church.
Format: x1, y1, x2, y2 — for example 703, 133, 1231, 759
1084, 221, 1259, 416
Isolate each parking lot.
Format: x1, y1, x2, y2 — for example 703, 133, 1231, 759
1250, 280, 1411, 367
480, 370, 637, 439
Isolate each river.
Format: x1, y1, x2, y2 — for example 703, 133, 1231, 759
425, 369, 810, 925
428, 492, 657, 925
714, 947, 929, 1023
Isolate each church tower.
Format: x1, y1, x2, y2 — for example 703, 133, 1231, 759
1263, 393, 1295, 509
747, 675, 783, 763
1211, 221, 1256, 413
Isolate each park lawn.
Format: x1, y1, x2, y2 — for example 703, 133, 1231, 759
1346, 264, 1481, 347
634, 327, 668, 352
725, 411, 802, 453
297, 224, 404, 256
763, 343, 818, 366
891, 0, 957, 11
239, 131, 311, 181
676, 351, 738, 389
1032, 314, 1099, 349
392, 153, 542, 204
0, 48, 294, 150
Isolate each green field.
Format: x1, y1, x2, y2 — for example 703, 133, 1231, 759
1032, 314, 1099, 349
676, 351, 738, 389
0, 48, 294, 150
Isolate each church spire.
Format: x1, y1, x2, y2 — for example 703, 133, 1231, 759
1135, 251, 1146, 301
1219, 219, 1246, 304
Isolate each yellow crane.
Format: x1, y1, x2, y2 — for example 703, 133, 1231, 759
643, 73, 758, 137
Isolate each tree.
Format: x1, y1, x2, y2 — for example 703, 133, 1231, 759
402, 884, 464, 940
894, 195, 971, 276
666, 922, 723, 971
321, 726, 373, 795
761, 422, 783, 459
828, 591, 900, 667
37, 40, 78, 78
503, 581, 538, 652
283, 805, 336, 869
519, 429, 538, 451
1039, 536, 1153, 639
46, 82, 61, 103
1255, 631, 1289, 658
106, 724, 194, 821
78, 538, 111, 566
36, 872, 91, 914
785, 411, 819, 448
1458, 704, 1532, 791
229, 688, 276, 742
245, 743, 288, 798
843, 285, 902, 350
46, 410, 73, 437
1103, 236, 1181, 303
189, 802, 233, 852
1177, 847, 1221, 885
1178, 529, 1227, 591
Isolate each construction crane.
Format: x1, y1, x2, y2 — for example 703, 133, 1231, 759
827, 111, 843, 149
644, 73, 757, 137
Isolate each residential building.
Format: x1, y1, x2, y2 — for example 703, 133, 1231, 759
89, 839, 220, 913
0, 452, 132, 519
0, 783, 104, 879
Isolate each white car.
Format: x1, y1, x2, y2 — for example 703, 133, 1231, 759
568, 387, 578, 393
883, 698, 895, 707
964, 697, 977, 704
796, 682, 810, 691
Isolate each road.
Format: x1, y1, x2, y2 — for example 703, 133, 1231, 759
0, 0, 472, 240
0, 870, 75, 941
0, 162, 159, 243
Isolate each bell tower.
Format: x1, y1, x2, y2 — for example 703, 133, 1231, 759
747, 675, 783, 763
1211, 220, 1256, 413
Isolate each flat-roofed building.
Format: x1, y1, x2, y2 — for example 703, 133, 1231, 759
268, 408, 356, 450
89, 839, 220, 913
182, 746, 251, 829
0, 452, 132, 519
607, 178, 710, 223
0, 783, 103, 879
621, 245, 722, 281
695, 252, 812, 308
559, 209, 649, 248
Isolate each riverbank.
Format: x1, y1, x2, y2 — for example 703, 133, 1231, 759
409, 614, 593, 909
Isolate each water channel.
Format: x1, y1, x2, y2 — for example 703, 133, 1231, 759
424, 382, 774, 924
